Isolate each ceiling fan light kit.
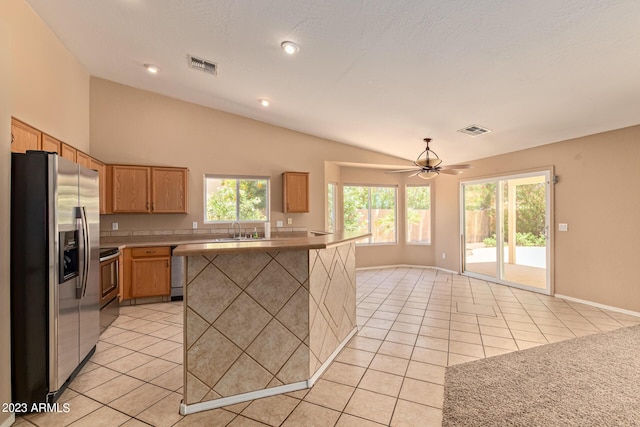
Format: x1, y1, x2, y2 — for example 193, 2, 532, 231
418, 171, 439, 179
388, 138, 471, 179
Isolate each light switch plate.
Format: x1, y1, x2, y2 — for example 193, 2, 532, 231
112, 222, 118, 231
287, 218, 293, 225
192, 222, 198, 229
276, 220, 283, 227
558, 223, 568, 232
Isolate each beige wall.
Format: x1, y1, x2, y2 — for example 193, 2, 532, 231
90, 78, 408, 236
0, 1, 90, 421
0, 0, 90, 150
1, 16, 12, 427
435, 125, 640, 312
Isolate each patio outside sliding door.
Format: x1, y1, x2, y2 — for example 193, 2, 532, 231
461, 171, 552, 294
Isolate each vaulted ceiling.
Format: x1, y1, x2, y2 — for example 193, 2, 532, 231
27, 0, 640, 164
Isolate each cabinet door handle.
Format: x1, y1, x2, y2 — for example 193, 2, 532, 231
146, 202, 149, 210
166, 260, 169, 268
152, 202, 155, 211
146, 250, 155, 254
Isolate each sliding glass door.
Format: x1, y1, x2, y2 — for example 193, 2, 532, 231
461, 171, 551, 294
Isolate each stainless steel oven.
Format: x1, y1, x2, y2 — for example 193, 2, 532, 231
99, 247, 120, 333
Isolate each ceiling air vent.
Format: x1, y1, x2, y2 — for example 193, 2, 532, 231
458, 124, 492, 137
187, 55, 217, 75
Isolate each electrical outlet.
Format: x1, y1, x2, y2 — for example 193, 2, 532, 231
442, 253, 446, 259
112, 222, 118, 231
192, 222, 198, 229
287, 218, 293, 225
276, 220, 283, 227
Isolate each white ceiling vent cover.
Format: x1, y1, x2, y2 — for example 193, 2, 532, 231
458, 124, 492, 137
187, 55, 217, 75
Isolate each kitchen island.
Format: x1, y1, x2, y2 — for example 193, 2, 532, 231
172, 231, 369, 415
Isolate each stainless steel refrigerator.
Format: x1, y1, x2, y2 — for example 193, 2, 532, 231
10, 151, 100, 406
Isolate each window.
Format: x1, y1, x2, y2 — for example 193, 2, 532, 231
343, 185, 396, 244
204, 176, 269, 223
406, 185, 431, 244
327, 182, 337, 232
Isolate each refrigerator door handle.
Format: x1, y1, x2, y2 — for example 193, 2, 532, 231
81, 206, 90, 298
76, 206, 90, 299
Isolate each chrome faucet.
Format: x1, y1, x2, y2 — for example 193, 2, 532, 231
232, 221, 240, 239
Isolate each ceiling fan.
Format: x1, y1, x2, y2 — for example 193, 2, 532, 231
388, 138, 471, 179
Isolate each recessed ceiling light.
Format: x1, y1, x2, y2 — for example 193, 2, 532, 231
144, 64, 159, 74
259, 99, 270, 107
280, 41, 300, 55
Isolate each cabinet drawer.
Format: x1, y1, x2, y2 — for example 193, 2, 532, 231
130, 246, 171, 258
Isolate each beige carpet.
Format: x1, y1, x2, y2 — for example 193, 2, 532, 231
442, 325, 640, 426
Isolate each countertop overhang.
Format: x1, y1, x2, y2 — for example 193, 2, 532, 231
172, 231, 370, 256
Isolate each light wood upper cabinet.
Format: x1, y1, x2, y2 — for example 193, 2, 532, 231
283, 171, 309, 213
106, 164, 188, 214
60, 143, 77, 162
11, 118, 41, 153
76, 151, 91, 169
151, 167, 189, 213
41, 134, 61, 154
108, 165, 151, 213
11, 119, 109, 215
89, 157, 107, 214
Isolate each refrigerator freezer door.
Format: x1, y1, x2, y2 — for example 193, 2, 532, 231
52, 155, 81, 392
78, 165, 100, 362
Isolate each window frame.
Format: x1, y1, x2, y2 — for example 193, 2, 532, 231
405, 184, 432, 245
203, 174, 270, 224
343, 184, 397, 245
327, 181, 337, 233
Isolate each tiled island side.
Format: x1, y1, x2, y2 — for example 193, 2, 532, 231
172, 232, 369, 415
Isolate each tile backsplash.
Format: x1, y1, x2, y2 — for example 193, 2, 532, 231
100, 227, 308, 240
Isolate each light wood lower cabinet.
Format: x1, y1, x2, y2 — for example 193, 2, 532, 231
123, 246, 171, 299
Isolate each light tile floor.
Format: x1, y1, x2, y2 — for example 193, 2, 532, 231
13, 267, 640, 426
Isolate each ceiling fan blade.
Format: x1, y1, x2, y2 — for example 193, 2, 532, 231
439, 169, 464, 175
439, 164, 472, 170
386, 168, 422, 174
408, 171, 421, 177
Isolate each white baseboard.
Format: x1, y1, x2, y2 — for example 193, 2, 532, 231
554, 294, 640, 318
356, 264, 458, 274
357, 264, 435, 271
1, 414, 15, 427
307, 326, 357, 387
180, 380, 308, 415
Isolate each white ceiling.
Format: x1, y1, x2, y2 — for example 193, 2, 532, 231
26, 0, 640, 165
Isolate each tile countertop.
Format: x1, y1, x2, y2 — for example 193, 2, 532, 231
172, 231, 371, 256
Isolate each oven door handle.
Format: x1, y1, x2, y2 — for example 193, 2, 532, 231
100, 252, 120, 263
